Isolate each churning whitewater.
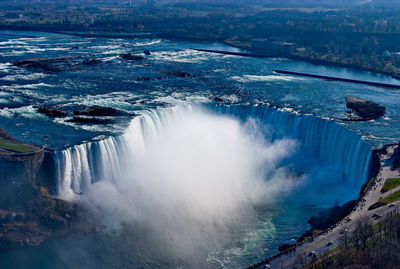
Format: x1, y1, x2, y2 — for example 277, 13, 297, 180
52, 105, 373, 268
55, 105, 372, 201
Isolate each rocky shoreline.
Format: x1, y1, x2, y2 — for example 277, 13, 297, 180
0, 129, 100, 251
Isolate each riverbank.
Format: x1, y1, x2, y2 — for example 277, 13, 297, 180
222, 41, 400, 80
0, 129, 102, 252
250, 144, 400, 269
1, 26, 399, 80
0, 129, 40, 156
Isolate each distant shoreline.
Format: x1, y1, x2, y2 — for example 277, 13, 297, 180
1, 25, 399, 80
222, 41, 400, 80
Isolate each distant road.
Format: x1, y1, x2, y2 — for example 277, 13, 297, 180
274, 70, 400, 89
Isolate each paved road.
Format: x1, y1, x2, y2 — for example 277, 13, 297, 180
261, 145, 400, 269
267, 202, 399, 269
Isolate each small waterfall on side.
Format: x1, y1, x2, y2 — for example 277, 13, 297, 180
54, 104, 372, 201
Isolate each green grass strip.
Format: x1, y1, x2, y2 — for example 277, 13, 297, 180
381, 178, 400, 193
380, 190, 400, 204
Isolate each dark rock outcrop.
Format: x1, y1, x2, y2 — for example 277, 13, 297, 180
0, 128, 15, 141
0, 150, 44, 208
308, 200, 357, 231
15, 56, 103, 72
120, 53, 145, 61
0, 186, 100, 251
0, 129, 43, 208
73, 106, 132, 117
345, 96, 386, 121
391, 143, 400, 170
137, 77, 151, 81
0, 127, 102, 251
163, 71, 197, 78
38, 106, 67, 118
67, 117, 116, 124
81, 58, 102, 65
278, 244, 292, 253
14, 58, 62, 72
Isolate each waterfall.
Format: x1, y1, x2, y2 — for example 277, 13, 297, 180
205, 105, 372, 190
55, 106, 188, 198
54, 104, 372, 200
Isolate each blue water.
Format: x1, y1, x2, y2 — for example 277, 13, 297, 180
0, 30, 399, 269
0, 30, 399, 149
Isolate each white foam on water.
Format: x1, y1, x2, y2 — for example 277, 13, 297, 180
101, 56, 120, 61
1, 73, 48, 82
90, 45, 122, 50
150, 49, 212, 63
133, 39, 162, 46
0, 105, 43, 119
68, 92, 136, 109
18, 36, 48, 42
0, 40, 28, 46
154, 93, 211, 104
230, 74, 303, 83
17, 82, 54, 89
0, 63, 14, 73
53, 117, 126, 133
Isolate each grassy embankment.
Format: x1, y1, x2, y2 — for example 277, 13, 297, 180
378, 178, 400, 204
0, 137, 36, 154
381, 177, 400, 193
380, 190, 400, 204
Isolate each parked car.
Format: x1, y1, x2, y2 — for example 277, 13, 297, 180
372, 213, 381, 219
308, 251, 317, 258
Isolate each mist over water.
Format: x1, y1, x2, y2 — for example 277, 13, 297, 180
83, 109, 299, 267
45, 104, 372, 268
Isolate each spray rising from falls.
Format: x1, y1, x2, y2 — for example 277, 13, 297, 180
206, 105, 372, 193
53, 105, 373, 267
55, 105, 372, 202
55, 106, 297, 198
55, 106, 299, 266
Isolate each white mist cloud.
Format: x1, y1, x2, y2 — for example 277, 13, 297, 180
83, 108, 298, 263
